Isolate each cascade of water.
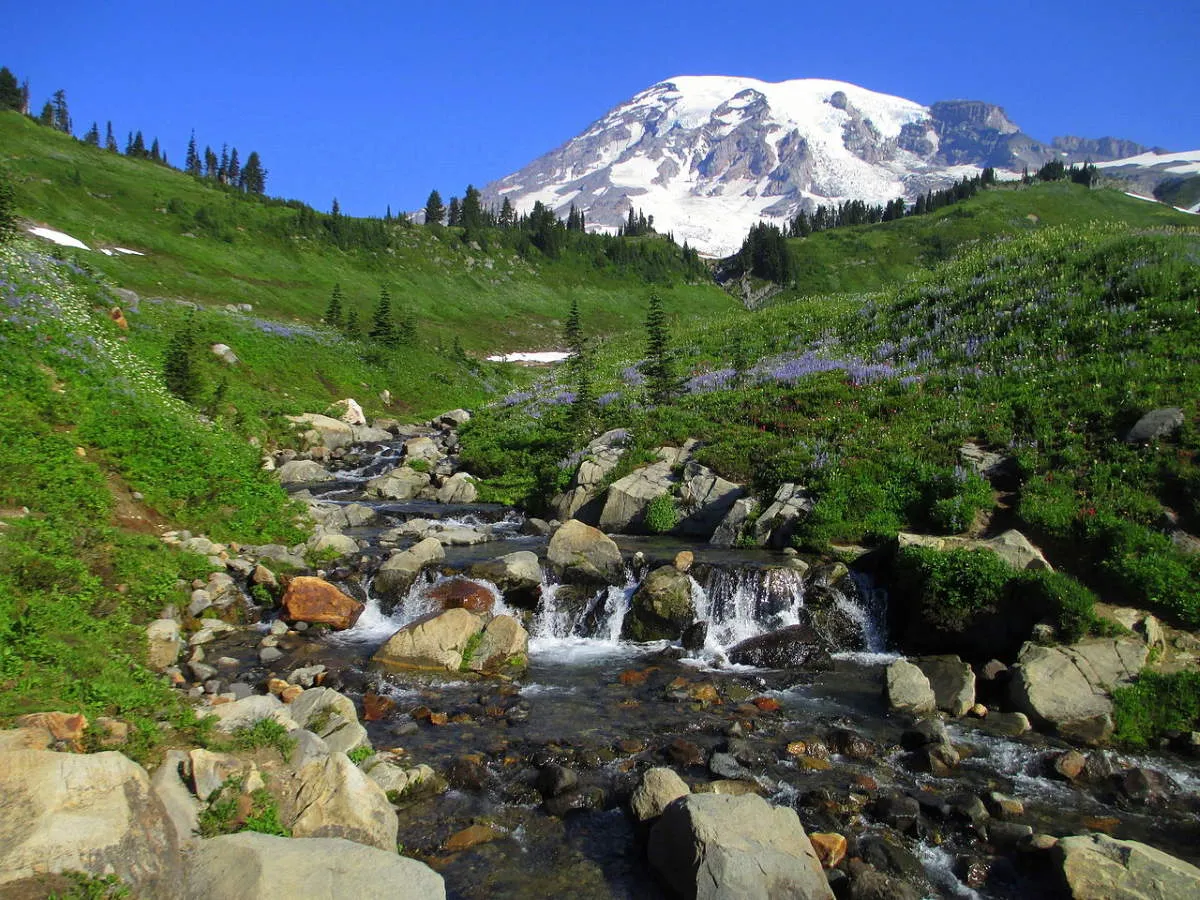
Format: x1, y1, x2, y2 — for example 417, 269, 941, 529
530, 566, 639, 643
690, 566, 808, 651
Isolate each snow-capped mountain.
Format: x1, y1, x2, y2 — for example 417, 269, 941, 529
483, 76, 1169, 256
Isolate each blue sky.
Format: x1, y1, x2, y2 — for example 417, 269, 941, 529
3, 1, 1197, 216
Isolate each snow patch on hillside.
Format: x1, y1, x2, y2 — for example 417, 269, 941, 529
28, 226, 90, 250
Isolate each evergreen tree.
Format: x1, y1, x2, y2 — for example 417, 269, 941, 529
396, 308, 417, 346
331, 197, 340, 216
218, 144, 229, 182
105, 121, 117, 152
0, 67, 21, 111
38, 101, 53, 126
240, 152, 266, 193
130, 130, 147, 158
83, 121, 100, 146
461, 184, 484, 235
226, 148, 240, 185
343, 306, 360, 339
563, 299, 595, 427
203, 146, 218, 178
643, 291, 676, 405
368, 287, 396, 346
162, 312, 203, 403
150, 137, 161, 162
50, 89, 70, 133
498, 196, 515, 228
324, 283, 344, 327
447, 196, 461, 227
424, 189, 444, 225
185, 132, 201, 175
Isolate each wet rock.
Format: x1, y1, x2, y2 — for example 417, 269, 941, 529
436, 472, 477, 504
1057, 833, 1200, 899
373, 608, 484, 672
985, 791, 1025, 819
374, 537, 445, 604
468, 550, 542, 608
726, 624, 832, 669
666, 737, 706, 769
429, 577, 495, 614
845, 858, 921, 900
987, 821, 1033, 848
444, 823, 504, 852
809, 832, 847, 868
915, 654, 975, 717
682, 620, 709, 651
623, 565, 695, 642
281, 576, 364, 630
1055, 749, 1087, 781
543, 789, 600, 817
947, 792, 990, 830
1116, 766, 1179, 807
858, 832, 927, 883
885, 659, 936, 715
546, 519, 625, 585
648, 793, 833, 900
631, 767, 690, 822
708, 752, 751, 780
467, 615, 529, 674
536, 764, 578, 798
365, 467, 432, 501
901, 718, 949, 750
829, 728, 877, 760
750, 482, 814, 549
446, 756, 489, 792
873, 795, 921, 834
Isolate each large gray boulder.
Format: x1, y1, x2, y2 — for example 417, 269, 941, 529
287, 413, 355, 450
208, 693, 298, 734
1124, 407, 1184, 444
374, 536, 445, 603
366, 467, 432, 501
466, 615, 529, 673
1057, 833, 1200, 899
1009, 638, 1148, 744
677, 460, 745, 538
885, 659, 937, 716
435, 472, 477, 504
403, 435, 441, 463
915, 655, 976, 717
711, 496, 758, 548
276, 459, 335, 485
290, 752, 398, 851
648, 793, 833, 899
185, 832, 445, 899
150, 750, 200, 851
631, 767, 691, 822
751, 483, 814, 549
552, 429, 629, 522
289, 688, 369, 755
0, 749, 182, 898
622, 565, 695, 642
146, 618, 182, 671
547, 519, 625, 585
468, 550, 542, 607
599, 459, 676, 532
372, 608, 484, 672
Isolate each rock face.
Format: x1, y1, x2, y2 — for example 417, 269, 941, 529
648, 793, 834, 900
598, 456, 677, 532
677, 461, 745, 538
546, 519, 625, 585
372, 608, 484, 671
552, 429, 628, 522
0, 749, 182, 898
915, 655, 976, 717
1057, 833, 1200, 899
751, 483, 813, 549
710, 496, 759, 549
290, 752, 398, 851
622, 565, 695, 642
281, 577, 365, 630
435, 472, 477, 504
727, 625, 832, 669
366, 467, 432, 501
374, 537, 445, 603
184, 833, 446, 900
886, 659, 937, 715
897, 529, 1051, 571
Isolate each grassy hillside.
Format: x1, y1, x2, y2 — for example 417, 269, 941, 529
777, 181, 1195, 297
0, 111, 733, 351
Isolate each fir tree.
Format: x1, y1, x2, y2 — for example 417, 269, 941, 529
368, 287, 396, 346
461, 184, 484, 235
343, 306, 360, 339
498, 196, 515, 228
447, 196, 461, 227
240, 152, 266, 194
203, 146, 218, 178
226, 148, 240, 185
0, 67, 21, 111
424, 189, 445, 225
218, 144, 229, 183
83, 121, 100, 146
162, 312, 203, 403
130, 130, 147, 158
150, 137, 161, 162
331, 197, 340, 216
396, 308, 417, 346
38, 101, 53, 126
324, 283, 344, 327
643, 291, 676, 405
563, 299, 595, 428
185, 132, 201, 175
105, 121, 118, 152
50, 89, 70, 133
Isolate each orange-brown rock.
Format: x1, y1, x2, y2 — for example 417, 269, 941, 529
786, 741, 807, 757
688, 682, 721, 705
444, 823, 505, 852
429, 712, 449, 726
428, 577, 494, 614
1081, 815, 1120, 834
810, 832, 847, 868
752, 696, 781, 713
362, 692, 396, 722
279, 685, 303, 703
280, 576, 364, 630
617, 738, 646, 754
267, 677, 289, 696
796, 756, 832, 771
16, 712, 88, 749
674, 551, 694, 573
109, 307, 129, 329
619, 669, 648, 686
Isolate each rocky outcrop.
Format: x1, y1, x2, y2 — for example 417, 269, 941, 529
751, 483, 813, 549
372, 608, 484, 672
546, 519, 625, 585
622, 565, 695, 642
435, 472, 477, 504
276, 459, 336, 485
598, 454, 678, 532
287, 413, 355, 450
1009, 638, 1148, 744
552, 428, 628, 522
184, 833, 446, 900
289, 688, 369, 755
677, 460, 745, 537
281, 577, 364, 630
374, 537, 445, 603
648, 793, 833, 899
886, 659, 937, 716
0, 749, 182, 898
289, 753, 399, 851
1057, 833, 1200, 899
711, 496, 758, 548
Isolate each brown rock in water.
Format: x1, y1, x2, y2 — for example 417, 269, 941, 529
429, 577, 495, 614
674, 550, 694, 573
667, 737, 705, 768
444, 823, 505, 852
1055, 750, 1087, 781
809, 832, 847, 868
280, 577, 364, 630
362, 692, 395, 723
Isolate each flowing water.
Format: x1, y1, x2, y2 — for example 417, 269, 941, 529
230, 441, 1200, 898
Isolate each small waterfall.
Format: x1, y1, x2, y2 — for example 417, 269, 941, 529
530, 566, 638, 643
690, 567, 808, 652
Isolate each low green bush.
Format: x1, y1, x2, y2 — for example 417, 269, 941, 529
893, 545, 1012, 631
644, 493, 680, 533
1112, 671, 1200, 749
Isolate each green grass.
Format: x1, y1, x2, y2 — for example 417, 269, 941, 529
1112, 670, 1200, 749
197, 773, 290, 838
1, 110, 733, 353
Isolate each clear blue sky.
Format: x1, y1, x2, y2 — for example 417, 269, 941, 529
4, 0, 1197, 217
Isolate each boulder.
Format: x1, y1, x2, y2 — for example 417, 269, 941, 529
726, 625, 832, 669
0, 749, 182, 898
184, 832, 445, 900
365, 467, 431, 501
374, 537, 445, 603
1009, 638, 1148, 744
1124, 407, 1184, 444
404, 436, 440, 463
631, 767, 691, 822
552, 429, 629, 521
897, 529, 1050, 571
188, 748, 247, 801
351, 424, 393, 443
648, 793, 833, 900
915, 655, 976, 717
150, 750, 200, 850
286, 413, 354, 450
598, 456, 676, 532
290, 753, 398, 851
622, 565, 695, 642
276, 459, 335, 485
289, 688, 369, 755
208, 694, 298, 734
547, 519, 625, 585
1057, 833, 1200, 899
677, 460, 745, 538
750, 483, 814, 549
306, 530, 360, 559
429, 577, 495, 613
435, 472, 477, 504
437, 408, 471, 427
146, 618, 182, 671
710, 496, 758, 549
468, 550, 543, 607
281, 577, 365, 630
466, 615, 529, 673
372, 608, 485, 672
330, 398, 366, 426
364, 759, 435, 798
885, 660, 937, 716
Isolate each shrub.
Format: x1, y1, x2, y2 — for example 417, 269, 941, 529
893, 545, 1012, 631
1112, 671, 1200, 749
644, 493, 680, 534
1016, 568, 1098, 642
